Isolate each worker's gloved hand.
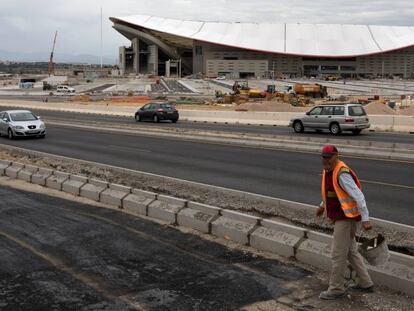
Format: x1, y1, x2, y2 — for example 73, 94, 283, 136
316, 206, 325, 217
362, 221, 373, 231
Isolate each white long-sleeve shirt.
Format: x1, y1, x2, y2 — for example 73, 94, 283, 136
338, 173, 369, 222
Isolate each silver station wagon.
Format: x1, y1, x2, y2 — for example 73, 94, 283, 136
289, 103, 370, 135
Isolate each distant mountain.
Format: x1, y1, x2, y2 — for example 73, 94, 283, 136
0, 50, 117, 65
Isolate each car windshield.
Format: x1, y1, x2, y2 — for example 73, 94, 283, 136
10, 112, 38, 122
348, 106, 367, 116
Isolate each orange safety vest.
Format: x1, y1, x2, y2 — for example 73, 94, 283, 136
321, 160, 362, 219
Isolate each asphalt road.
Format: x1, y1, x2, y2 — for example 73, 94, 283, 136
1, 125, 413, 225
1, 105, 413, 144
0, 186, 310, 310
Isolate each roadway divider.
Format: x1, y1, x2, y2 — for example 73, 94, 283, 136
179, 110, 414, 133
0, 159, 413, 297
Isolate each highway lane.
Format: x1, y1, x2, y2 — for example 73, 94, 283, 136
1, 105, 413, 144
1, 125, 413, 225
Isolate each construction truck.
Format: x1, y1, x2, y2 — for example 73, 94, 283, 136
324, 75, 339, 81
293, 83, 328, 98
232, 80, 266, 98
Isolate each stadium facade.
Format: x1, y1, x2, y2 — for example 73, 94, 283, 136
110, 15, 414, 78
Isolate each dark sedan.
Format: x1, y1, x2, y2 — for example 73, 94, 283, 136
135, 103, 179, 123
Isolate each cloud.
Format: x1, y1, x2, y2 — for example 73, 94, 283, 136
0, 0, 413, 62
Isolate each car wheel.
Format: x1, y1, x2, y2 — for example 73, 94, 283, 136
7, 128, 14, 140
153, 114, 159, 123
329, 123, 342, 135
135, 114, 141, 122
172, 119, 178, 123
352, 129, 362, 135
293, 121, 304, 133
39, 134, 46, 139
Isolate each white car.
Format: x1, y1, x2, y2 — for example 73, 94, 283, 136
0, 110, 46, 139
55, 85, 75, 95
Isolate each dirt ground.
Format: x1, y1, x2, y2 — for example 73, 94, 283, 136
69, 98, 412, 115
235, 101, 309, 112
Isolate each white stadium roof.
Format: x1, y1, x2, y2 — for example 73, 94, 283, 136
110, 14, 414, 58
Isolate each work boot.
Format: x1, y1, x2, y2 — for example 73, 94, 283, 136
348, 284, 375, 293
319, 290, 347, 300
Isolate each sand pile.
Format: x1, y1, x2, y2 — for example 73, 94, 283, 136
364, 101, 397, 115
236, 101, 308, 112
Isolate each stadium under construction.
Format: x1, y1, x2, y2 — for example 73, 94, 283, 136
110, 14, 414, 79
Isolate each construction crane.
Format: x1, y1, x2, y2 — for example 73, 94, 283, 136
48, 31, 58, 76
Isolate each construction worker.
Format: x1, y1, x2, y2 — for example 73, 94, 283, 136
316, 145, 374, 300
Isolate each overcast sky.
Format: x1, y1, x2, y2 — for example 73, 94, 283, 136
0, 0, 413, 62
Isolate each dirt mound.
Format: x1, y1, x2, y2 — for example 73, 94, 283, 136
236, 101, 309, 112
364, 101, 397, 115
110, 96, 150, 105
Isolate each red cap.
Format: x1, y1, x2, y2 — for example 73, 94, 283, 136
322, 145, 338, 158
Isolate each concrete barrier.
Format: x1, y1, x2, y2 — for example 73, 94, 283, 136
46, 171, 70, 191
393, 115, 414, 133
296, 230, 333, 272
100, 183, 131, 207
17, 165, 39, 183
211, 210, 260, 245
179, 110, 414, 133
62, 175, 88, 196
147, 195, 187, 224
370, 115, 414, 132
31, 168, 53, 186
250, 219, 306, 258
80, 179, 108, 201
0, 160, 11, 175
122, 189, 157, 216
180, 110, 299, 126
5, 162, 24, 179
177, 202, 221, 234
368, 262, 414, 297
